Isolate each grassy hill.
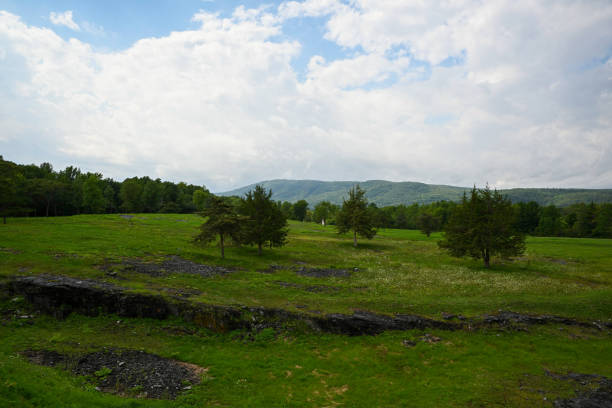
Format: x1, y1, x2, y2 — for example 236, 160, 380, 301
219, 179, 612, 206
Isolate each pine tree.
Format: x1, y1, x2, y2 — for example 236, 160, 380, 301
536, 205, 562, 236
438, 186, 525, 268
336, 185, 376, 247
574, 202, 597, 237
593, 203, 612, 238
417, 212, 440, 237
194, 195, 243, 258
238, 185, 288, 255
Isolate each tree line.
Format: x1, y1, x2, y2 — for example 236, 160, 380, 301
1, 156, 611, 238
292, 198, 612, 239
0, 156, 212, 222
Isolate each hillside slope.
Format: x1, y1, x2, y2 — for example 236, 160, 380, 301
220, 179, 612, 206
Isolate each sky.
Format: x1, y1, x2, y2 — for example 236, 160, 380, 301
0, 0, 611, 192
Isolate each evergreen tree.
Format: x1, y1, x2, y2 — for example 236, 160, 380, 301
367, 203, 385, 229
514, 201, 540, 234
195, 196, 243, 258
438, 186, 525, 268
336, 185, 376, 247
417, 212, 440, 237
574, 202, 597, 237
239, 185, 288, 255
536, 205, 562, 236
593, 203, 612, 238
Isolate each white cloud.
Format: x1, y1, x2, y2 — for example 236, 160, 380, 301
81, 21, 105, 36
1, 1, 612, 191
304, 53, 411, 89
278, 0, 341, 19
49, 10, 80, 31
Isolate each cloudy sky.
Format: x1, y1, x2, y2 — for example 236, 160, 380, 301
1, 0, 611, 192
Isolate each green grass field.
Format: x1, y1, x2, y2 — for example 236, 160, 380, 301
1, 214, 611, 407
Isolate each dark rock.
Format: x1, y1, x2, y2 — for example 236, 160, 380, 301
554, 387, 612, 408
159, 287, 202, 299
23, 349, 203, 399
6, 275, 451, 335
7, 275, 609, 337
101, 256, 235, 278
402, 339, 417, 347
9, 275, 169, 320
295, 267, 351, 278
420, 333, 442, 343
548, 372, 612, 408
259, 264, 285, 274
481, 311, 608, 330
274, 280, 340, 293
312, 310, 455, 335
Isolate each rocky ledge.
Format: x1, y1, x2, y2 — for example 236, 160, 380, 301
4, 275, 610, 336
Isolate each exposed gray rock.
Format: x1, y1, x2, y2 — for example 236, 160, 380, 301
23, 349, 202, 399
102, 256, 235, 278
6, 275, 609, 336
295, 266, 351, 278
274, 280, 340, 293
481, 311, 611, 330
312, 310, 455, 335
547, 372, 612, 408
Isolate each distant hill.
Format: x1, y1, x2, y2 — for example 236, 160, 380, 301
219, 179, 612, 207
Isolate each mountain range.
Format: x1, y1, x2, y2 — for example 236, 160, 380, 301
219, 179, 612, 207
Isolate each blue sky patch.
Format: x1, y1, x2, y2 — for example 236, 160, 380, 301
277, 15, 350, 80
424, 114, 457, 126
438, 50, 466, 67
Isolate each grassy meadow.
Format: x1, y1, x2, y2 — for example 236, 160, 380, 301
0, 214, 611, 407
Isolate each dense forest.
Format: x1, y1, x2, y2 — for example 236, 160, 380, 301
0, 157, 211, 219
1, 157, 611, 237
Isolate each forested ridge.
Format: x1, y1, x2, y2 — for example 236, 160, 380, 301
220, 179, 612, 207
